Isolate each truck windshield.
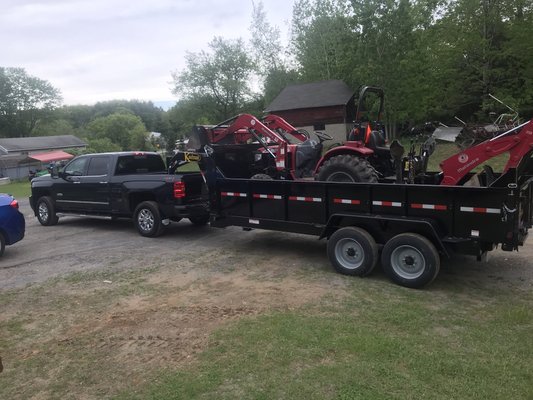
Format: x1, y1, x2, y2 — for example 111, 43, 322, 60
115, 154, 166, 175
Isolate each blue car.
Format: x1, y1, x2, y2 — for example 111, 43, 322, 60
0, 193, 25, 256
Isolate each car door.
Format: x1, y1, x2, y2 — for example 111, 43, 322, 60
79, 155, 112, 213
54, 156, 90, 211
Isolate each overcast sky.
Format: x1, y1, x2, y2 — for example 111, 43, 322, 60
2, 0, 295, 106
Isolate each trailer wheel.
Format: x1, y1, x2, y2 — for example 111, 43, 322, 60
381, 233, 440, 288
317, 154, 378, 183
327, 227, 378, 276
36, 196, 59, 226
134, 201, 164, 237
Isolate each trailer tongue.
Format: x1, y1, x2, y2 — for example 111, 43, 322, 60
172, 119, 533, 288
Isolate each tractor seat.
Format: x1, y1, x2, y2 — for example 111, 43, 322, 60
296, 139, 321, 168
367, 131, 390, 155
295, 139, 322, 177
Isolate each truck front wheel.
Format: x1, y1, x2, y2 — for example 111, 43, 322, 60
327, 227, 378, 276
381, 233, 440, 288
134, 201, 164, 237
36, 196, 59, 226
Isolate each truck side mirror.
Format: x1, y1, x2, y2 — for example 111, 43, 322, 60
50, 165, 59, 178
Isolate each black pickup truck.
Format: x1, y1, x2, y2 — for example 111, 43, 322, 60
29, 151, 209, 237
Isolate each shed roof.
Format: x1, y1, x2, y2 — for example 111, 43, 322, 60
265, 80, 354, 112
29, 150, 74, 163
0, 135, 86, 154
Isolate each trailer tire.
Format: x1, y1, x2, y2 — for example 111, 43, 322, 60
134, 201, 164, 237
317, 154, 378, 183
36, 196, 59, 226
327, 227, 378, 276
381, 233, 440, 288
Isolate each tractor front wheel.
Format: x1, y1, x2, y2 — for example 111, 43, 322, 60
316, 155, 378, 183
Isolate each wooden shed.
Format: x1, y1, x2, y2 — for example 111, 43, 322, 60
265, 80, 356, 143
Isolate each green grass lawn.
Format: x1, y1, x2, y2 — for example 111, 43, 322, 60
0, 179, 31, 199
116, 282, 532, 400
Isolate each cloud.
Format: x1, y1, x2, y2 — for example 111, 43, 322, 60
1, 0, 295, 104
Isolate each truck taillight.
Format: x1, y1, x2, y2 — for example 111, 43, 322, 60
10, 199, 19, 209
174, 181, 186, 198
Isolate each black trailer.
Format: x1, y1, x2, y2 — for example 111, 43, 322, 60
188, 141, 533, 289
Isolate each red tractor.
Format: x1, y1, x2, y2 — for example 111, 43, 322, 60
187, 86, 397, 183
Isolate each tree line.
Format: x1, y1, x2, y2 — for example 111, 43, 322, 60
1, 0, 532, 150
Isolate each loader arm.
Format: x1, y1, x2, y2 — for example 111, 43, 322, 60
223, 114, 290, 170
440, 119, 533, 186
262, 114, 309, 142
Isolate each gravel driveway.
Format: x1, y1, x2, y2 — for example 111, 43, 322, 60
1, 198, 532, 291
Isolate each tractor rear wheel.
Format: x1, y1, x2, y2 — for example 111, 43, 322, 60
317, 155, 378, 183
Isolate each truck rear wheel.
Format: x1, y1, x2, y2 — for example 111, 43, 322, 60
317, 154, 378, 183
134, 201, 164, 237
381, 233, 440, 288
327, 227, 378, 276
36, 196, 59, 226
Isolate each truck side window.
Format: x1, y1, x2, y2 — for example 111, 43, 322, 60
87, 156, 110, 176
64, 157, 88, 176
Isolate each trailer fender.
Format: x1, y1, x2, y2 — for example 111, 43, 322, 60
320, 213, 449, 258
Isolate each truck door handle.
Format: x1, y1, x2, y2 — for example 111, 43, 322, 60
99, 181, 108, 184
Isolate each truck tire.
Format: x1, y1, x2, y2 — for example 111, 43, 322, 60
134, 201, 164, 237
317, 154, 378, 183
189, 214, 209, 226
327, 227, 378, 276
36, 196, 59, 226
381, 233, 440, 289
0, 232, 5, 257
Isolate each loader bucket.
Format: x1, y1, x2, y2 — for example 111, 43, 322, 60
188, 125, 209, 151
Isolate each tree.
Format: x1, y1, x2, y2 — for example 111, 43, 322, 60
291, 0, 355, 82
84, 138, 122, 153
92, 100, 165, 132
249, 1, 301, 104
32, 119, 74, 136
250, 1, 286, 77
172, 37, 255, 120
0, 67, 62, 137
87, 112, 153, 151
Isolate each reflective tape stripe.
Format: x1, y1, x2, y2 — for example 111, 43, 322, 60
373, 200, 402, 207
333, 198, 361, 205
411, 203, 447, 211
253, 194, 283, 200
289, 196, 322, 203
460, 206, 500, 214
221, 192, 247, 198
